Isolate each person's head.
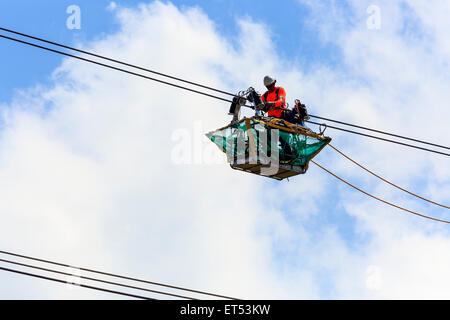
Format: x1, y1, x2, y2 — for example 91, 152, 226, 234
264, 75, 276, 91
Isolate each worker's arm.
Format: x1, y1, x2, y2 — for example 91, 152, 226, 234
273, 87, 286, 108
260, 91, 273, 110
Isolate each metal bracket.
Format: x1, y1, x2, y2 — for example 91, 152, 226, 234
229, 94, 247, 123
319, 123, 327, 135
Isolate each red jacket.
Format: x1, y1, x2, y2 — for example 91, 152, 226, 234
261, 86, 286, 118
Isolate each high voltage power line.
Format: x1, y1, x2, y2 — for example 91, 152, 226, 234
0, 27, 238, 99
0, 266, 154, 300
0, 28, 449, 222
0, 34, 235, 105
0, 26, 449, 299
0, 27, 449, 157
305, 120, 450, 157
0, 250, 238, 300
0, 258, 195, 300
309, 115, 450, 151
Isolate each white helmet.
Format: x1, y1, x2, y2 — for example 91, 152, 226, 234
263, 75, 276, 87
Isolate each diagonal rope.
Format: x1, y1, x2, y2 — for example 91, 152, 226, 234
328, 143, 450, 210
311, 160, 450, 224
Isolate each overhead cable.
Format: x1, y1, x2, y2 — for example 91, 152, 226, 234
310, 115, 450, 151
0, 249, 237, 300
0, 29, 447, 157
0, 266, 153, 300
0, 257, 196, 300
306, 120, 450, 157
0, 34, 236, 105
0, 27, 238, 98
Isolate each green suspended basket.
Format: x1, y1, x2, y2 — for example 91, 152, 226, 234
206, 117, 331, 180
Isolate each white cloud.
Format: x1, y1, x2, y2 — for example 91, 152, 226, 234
1, 0, 450, 300
107, 2, 117, 11
296, 0, 450, 298
0, 1, 322, 300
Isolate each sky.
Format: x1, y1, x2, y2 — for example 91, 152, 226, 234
0, 0, 450, 300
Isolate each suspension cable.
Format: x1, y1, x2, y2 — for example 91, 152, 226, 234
0, 27, 238, 99
310, 115, 450, 151
306, 120, 450, 157
0, 34, 237, 105
1, 29, 448, 156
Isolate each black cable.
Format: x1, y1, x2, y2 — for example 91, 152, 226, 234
3, 27, 448, 153
7, 26, 446, 152
0, 258, 196, 300
309, 114, 450, 151
0, 266, 153, 300
0, 34, 236, 105
1, 30, 446, 156
0, 27, 238, 99
0, 250, 238, 300
306, 120, 450, 157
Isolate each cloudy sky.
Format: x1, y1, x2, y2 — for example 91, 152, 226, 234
0, 0, 449, 299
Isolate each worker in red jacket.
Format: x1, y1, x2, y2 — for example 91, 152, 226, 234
259, 75, 307, 126
260, 75, 286, 118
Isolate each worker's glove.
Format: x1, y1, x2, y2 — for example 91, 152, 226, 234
264, 102, 275, 111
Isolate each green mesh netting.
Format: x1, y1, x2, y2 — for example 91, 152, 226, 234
206, 118, 331, 168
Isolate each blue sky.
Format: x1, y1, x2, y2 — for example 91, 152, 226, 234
0, 0, 120, 101
1, 0, 450, 300
0, 0, 340, 102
